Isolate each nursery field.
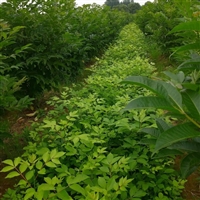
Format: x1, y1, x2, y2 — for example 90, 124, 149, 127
0, 0, 200, 199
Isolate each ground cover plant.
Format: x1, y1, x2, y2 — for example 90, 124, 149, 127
1, 23, 185, 200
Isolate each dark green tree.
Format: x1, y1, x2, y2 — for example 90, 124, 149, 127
113, 1, 141, 14
104, 0, 119, 7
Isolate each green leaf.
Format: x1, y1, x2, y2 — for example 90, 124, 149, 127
36, 161, 43, 170
57, 189, 72, 200
5, 171, 20, 178
141, 128, 160, 138
25, 170, 35, 180
24, 188, 35, 200
182, 83, 199, 91
168, 21, 200, 34
67, 174, 89, 185
50, 149, 57, 158
161, 81, 182, 109
19, 163, 28, 173
46, 161, 57, 168
17, 179, 27, 186
122, 76, 168, 98
14, 157, 21, 167
124, 96, 177, 112
163, 71, 185, 83
169, 140, 200, 153
2, 159, 14, 166
99, 166, 109, 173
154, 123, 200, 153
98, 177, 107, 189
38, 168, 46, 174
154, 149, 182, 159
178, 58, 200, 70
182, 91, 200, 121
42, 151, 50, 163
69, 184, 86, 196
123, 76, 182, 109
0, 166, 15, 172
38, 183, 55, 191
171, 42, 200, 54
180, 153, 200, 178
52, 158, 61, 164
156, 118, 172, 132
54, 152, 65, 158
107, 177, 117, 191
44, 177, 52, 185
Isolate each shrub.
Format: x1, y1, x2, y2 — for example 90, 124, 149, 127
0, 0, 133, 96
0, 19, 33, 144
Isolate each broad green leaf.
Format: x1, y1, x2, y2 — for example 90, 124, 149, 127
123, 76, 182, 109
5, 171, 20, 178
24, 188, 35, 200
69, 184, 86, 196
161, 81, 182, 109
182, 91, 200, 121
169, 141, 200, 153
168, 21, 200, 34
180, 153, 200, 178
171, 42, 200, 54
156, 118, 172, 132
0, 166, 15, 172
178, 58, 200, 70
163, 71, 185, 83
98, 177, 107, 189
122, 76, 168, 98
154, 123, 200, 153
182, 83, 199, 91
141, 128, 160, 138
67, 174, 89, 185
153, 149, 182, 159
124, 96, 177, 112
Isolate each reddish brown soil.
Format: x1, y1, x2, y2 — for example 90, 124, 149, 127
182, 171, 200, 200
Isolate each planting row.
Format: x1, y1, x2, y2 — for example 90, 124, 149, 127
0, 0, 133, 113
1, 23, 185, 200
